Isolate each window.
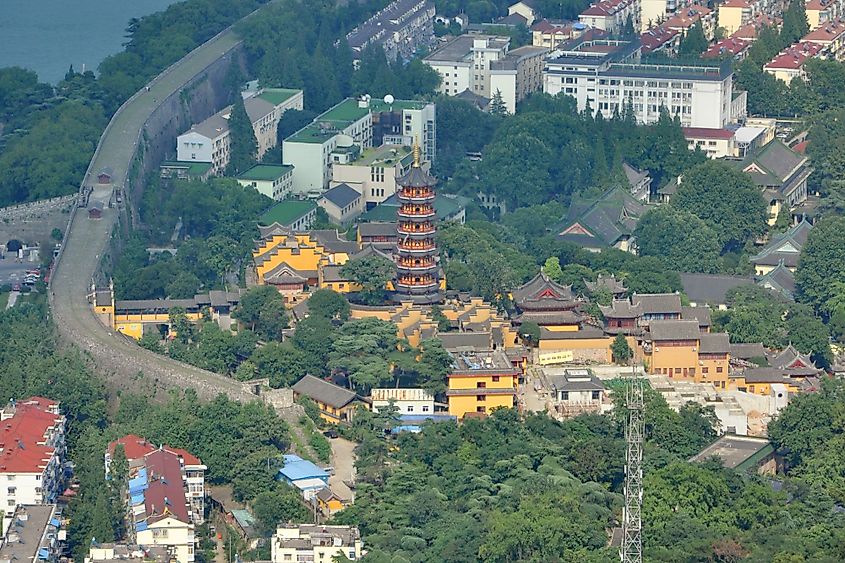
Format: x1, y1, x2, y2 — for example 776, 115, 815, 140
476, 406, 486, 413
702, 367, 709, 374
283, 555, 292, 562
407, 406, 414, 412
152, 529, 169, 539
492, 376, 500, 382
422, 405, 430, 412
7, 500, 15, 507
591, 391, 600, 400
476, 395, 486, 402
560, 391, 569, 401
716, 366, 724, 373
7, 487, 14, 495
476, 382, 486, 388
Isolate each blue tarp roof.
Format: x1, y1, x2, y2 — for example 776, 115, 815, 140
38, 548, 50, 559
398, 414, 457, 423
392, 425, 422, 434
49, 518, 60, 527
135, 521, 148, 532
278, 454, 329, 482
131, 493, 144, 505
128, 473, 148, 494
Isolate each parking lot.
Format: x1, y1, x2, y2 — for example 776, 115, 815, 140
0, 259, 40, 287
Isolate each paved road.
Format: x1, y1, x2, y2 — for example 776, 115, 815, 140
6, 291, 19, 310
48, 26, 257, 403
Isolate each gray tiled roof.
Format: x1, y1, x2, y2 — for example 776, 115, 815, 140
631, 293, 682, 314
680, 273, 753, 305
358, 222, 398, 237
437, 332, 492, 350
292, 375, 358, 409
682, 306, 711, 327
729, 343, 766, 360
321, 183, 361, 208
699, 332, 730, 354
648, 320, 700, 341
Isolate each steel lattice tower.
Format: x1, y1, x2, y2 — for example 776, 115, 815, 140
620, 365, 644, 563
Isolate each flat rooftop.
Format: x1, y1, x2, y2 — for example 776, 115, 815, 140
160, 160, 213, 176
356, 144, 413, 167
237, 164, 294, 181
689, 434, 772, 469
0, 505, 56, 563
450, 349, 517, 374
260, 200, 317, 225
425, 34, 509, 62
256, 88, 301, 106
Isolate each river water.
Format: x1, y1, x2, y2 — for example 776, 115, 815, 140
0, 0, 178, 84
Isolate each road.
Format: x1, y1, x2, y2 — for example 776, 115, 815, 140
6, 291, 19, 310
328, 437, 356, 502
47, 23, 260, 403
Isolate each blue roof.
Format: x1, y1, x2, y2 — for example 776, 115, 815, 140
392, 425, 423, 434
49, 518, 61, 528
231, 509, 257, 529
399, 414, 457, 423
131, 493, 145, 505
278, 454, 329, 482
38, 548, 50, 559
135, 521, 148, 532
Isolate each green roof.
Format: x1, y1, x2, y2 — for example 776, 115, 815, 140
257, 88, 301, 106
260, 200, 317, 226
237, 164, 293, 182
285, 98, 431, 144
356, 145, 413, 167
160, 161, 213, 176
358, 194, 468, 222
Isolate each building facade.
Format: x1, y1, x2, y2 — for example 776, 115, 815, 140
346, 0, 435, 62
371, 388, 435, 414
543, 37, 739, 128
0, 398, 66, 530
446, 349, 520, 419
424, 35, 510, 99
578, 0, 641, 34
489, 45, 550, 113
177, 89, 303, 175
271, 525, 362, 563
329, 145, 416, 207
236, 164, 295, 201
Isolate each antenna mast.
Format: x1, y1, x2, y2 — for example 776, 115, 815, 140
620, 361, 644, 563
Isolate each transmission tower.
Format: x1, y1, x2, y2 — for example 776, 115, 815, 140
620, 363, 644, 563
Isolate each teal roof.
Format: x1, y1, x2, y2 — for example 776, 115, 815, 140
358, 194, 469, 222
237, 164, 294, 182
260, 200, 317, 226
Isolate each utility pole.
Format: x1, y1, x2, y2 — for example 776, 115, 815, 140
620, 362, 644, 563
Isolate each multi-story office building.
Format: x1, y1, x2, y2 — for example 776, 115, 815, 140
543, 37, 739, 128
0, 398, 66, 532
424, 35, 549, 113
282, 97, 435, 195
176, 88, 303, 175
346, 0, 435, 62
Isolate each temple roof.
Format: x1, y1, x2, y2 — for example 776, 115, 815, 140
756, 260, 796, 301
750, 219, 812, 268
767, 344, 820, 375
631, 293, 682, 315
599, 299, 642, 319
512, 271, 577, 310
397, 166, 438, 188
585, 274, 627, 295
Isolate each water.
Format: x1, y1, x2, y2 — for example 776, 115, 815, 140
0, 0, 179, 84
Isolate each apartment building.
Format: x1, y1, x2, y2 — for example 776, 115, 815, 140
0, 398, 66, 532
446, 349, 520, 419
346, 0, 435, 62
490, 45, 550, 113
801, 18, 845, 60
718, 0, 755, 35
639, 27, 681, 55
424, 35, 510, 99
640, 0, 680, 31
0, 505, 64, 563
578, 0, 641, 34
531, 19, 579, 48
106, 435, 206, 525
235, 164, 295, 201
763, 42, 825, 82
176, 88, 303, 175
806, 0, 844, 30
543, 37, 740, 128
283, 97, 435, 195
271, 525, 362, 563
665, 5, 716, 40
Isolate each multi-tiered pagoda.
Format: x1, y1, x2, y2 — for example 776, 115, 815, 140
394, 143, 441, 303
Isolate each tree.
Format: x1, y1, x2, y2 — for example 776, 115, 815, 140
341, 255, 395, 304
252, 487, 309, 536
169, 307, 194, 344
416, 338, 453, 394
611, 333, 633, 364
796, 216, 845, 313
634, 206, 722, 273
781, 0, 809, 44
678, 22, 708, 56
251, 342, 309, 387
234, 286, 289, 340
542, 257, 563, 281
490, 89, 507, 115
480, 131, 553, 209
520, 321, 541, 345
307, 289, 350, 321
226, 94, 258, 175
673, 161, 766, 252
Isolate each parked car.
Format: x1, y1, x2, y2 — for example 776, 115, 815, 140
322, 429, 339, 439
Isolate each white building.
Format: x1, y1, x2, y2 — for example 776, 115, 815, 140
547, 369, 608, 417
371, 388, 435, 415
330, 144, 415, 207
578, 0, 641, 34
317, 184, 365, 225
283, 97, 435, 196
236, 164, 295, 200
0, 398, 66, 533
543, 37, 741, 128
177, 88, 303, 175
271, 525, 362, 563
424, 35, 511, 99
490, 45, 550, 113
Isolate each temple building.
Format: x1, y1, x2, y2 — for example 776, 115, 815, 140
394, 143, 441, 303
511, 271, 583, 331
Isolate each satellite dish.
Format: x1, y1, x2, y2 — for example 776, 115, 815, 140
384, 94, 395, 105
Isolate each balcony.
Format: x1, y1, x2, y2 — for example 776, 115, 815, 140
398, 259, 437, 271
397, 188, 435, 201
397, 241, 436, 253
397, 205, 435, 219
398, 223, 435, 236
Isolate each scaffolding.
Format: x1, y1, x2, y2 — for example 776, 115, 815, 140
620, 366, 644, 563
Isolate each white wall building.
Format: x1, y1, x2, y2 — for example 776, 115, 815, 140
547, 369, 608, 417
177, 88, 303, 175
543, 37, 740, 128
330, 144, 416, 207
235, 164, 295, 201
489, 45, 550, 113
271, 525, 363, 563
0, 398, 66, 534
424, 35, 511, 100
371, 388, 435, 415
578, 0, 641, 34
346, 0, 435, 62
283, 97, 435, 196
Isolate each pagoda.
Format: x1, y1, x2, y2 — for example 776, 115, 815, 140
394, 142, 441, 303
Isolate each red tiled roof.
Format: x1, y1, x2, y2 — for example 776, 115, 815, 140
109, 435, 204, 466
531, 19, 569, 33
793, 140, 809, 153
21, 397, 59, 409
683, 127, 735, 139
143, 450, 191, 524
640, 27, 680, 52
765, 42, 824, 70
720, 0, 751, 8
703, 36, 750, 57
581, 5, 611, 16
802, 19, 845, 43
0, 404, 61, 473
